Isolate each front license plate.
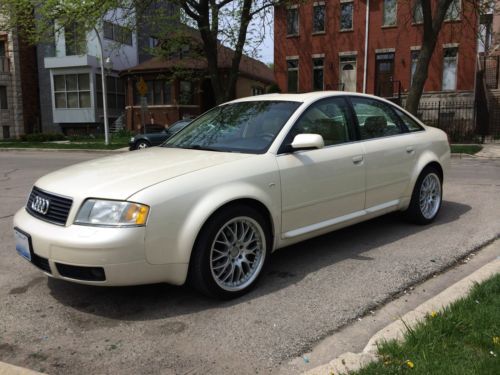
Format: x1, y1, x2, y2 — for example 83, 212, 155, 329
14, 228, 32, 262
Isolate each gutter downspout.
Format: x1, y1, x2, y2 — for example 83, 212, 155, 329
363, 0, 370, 93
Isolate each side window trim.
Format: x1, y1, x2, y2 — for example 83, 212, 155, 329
277, 96, 356, 154
346, 95, 408, 140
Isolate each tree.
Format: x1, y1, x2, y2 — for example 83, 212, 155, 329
0, 0, 286, 105
406, 0, 481, 114
169, 0, 284, 103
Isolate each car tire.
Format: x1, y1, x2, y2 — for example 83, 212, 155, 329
189, 204, 271, 299
404, 166, 443, 225
136, 140, 151, 149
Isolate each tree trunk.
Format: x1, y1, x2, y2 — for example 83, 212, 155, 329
405, 0, 454, 115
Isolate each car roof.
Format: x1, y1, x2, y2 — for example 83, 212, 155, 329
228, 91, 398, 107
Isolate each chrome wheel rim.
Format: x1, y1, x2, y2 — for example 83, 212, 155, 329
419, 173, 441, 219
137, 142, 149, 149
210, 216, 266, 292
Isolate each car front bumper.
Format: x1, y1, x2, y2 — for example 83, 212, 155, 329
13, 208, 188, 286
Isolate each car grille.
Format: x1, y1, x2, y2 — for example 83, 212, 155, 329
26, 187, 73, 226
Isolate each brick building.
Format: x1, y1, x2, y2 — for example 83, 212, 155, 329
274, 0, 478, 100
0, 25, 40, 139
120, 44, 275, 131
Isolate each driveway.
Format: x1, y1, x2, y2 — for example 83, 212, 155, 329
0, 151, 499, 374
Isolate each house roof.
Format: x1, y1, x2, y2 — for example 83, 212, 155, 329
121, 44, 275, 85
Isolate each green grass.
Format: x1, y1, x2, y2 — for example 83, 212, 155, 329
450, 145, 483, 155
0, 137, 129, 150
354, 274, 500, 374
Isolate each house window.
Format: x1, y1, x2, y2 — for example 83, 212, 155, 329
445, 0, 461, 21
133, 79, 172, 105
287, 58, 299, 93
65, 23, 86, 56
383, 0, 397, 26
442, 47, 458, 91
340, 1, 353, 30
0, 86, 7, 109
313, 3, 325, 33
103, 21, 133, 46
96, 75, 125, 108
412, 0, 423, 24
410, 50, 420, 86
179, 81, 194, 105
0, 41, 6, 72
54, 74, 91, 108
252, 86, 264, 96
313, 57, 324, 91
148, 36, 159, 49
286, 7, 299, 36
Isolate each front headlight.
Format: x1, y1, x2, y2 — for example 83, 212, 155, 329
130, 137, 135, 142
75, 199, 150, 227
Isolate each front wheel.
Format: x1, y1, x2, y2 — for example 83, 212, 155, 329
136, 140, 150, 149
189, 205, 270, 299
404, 166, 442, 225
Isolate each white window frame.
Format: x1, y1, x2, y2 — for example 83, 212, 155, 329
445, 0, 461, 21
340, 0, 354, 31
412, 0, 423, 24
53, 73, 91, 109
383, 0, 397, 27
442, 47, 458, 91
286, 6, 299, 36
312, 2, 326, 34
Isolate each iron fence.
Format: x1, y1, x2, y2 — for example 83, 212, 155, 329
415, 100, 478, 143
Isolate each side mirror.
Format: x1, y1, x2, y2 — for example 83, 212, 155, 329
291, 134, 324, 151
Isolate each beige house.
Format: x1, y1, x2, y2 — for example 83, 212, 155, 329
120, 45, 275, 131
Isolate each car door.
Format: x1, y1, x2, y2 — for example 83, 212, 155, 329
150, 130, 169, 146
277, 97, 366, 239
348, 96, 416, 209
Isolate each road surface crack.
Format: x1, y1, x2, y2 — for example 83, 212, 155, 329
0, 169, 18, 182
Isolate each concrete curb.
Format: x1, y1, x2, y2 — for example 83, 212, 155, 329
0, 148, 126, 153
304, 257, 500, 375
0, 362, 46, 375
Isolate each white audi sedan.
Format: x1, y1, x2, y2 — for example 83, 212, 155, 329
14, 92, 450, 298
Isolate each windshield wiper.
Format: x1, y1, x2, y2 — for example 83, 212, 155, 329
181, 144, 227, 152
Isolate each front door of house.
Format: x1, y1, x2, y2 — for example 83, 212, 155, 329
375, 53, 394, 97
340, 62, 357, 92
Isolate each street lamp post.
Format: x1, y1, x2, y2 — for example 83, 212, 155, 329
94, 27, 112, 145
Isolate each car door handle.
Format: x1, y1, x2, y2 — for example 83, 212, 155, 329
352, 155, 364, 164
406, 146, 415, 154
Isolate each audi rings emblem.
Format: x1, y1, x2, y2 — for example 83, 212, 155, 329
31, 196, 50, 215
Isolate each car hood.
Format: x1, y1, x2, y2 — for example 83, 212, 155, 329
34, 147, 253, 200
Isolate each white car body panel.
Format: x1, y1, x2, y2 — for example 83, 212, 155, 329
13, 91, 451, 287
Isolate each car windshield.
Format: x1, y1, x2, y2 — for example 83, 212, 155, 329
168, 120, 190, 133
163, 101, 301, 153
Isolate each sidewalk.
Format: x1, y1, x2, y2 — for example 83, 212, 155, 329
301, 239, 500, 375
475, 143, 500, 158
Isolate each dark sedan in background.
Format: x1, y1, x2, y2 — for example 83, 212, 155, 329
129, 119, 191, 150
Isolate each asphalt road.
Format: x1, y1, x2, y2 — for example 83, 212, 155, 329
0, 151, 499, 375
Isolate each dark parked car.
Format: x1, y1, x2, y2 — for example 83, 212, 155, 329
129, 120, 191, 150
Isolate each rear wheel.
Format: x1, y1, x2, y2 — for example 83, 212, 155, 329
189, 204, 270, 299
404, 166, 442, 224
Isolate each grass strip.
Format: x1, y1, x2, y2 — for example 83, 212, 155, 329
355, 273, 500, 374
0, 141, 128, 150
450, 145, 483, 155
